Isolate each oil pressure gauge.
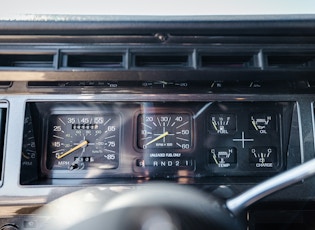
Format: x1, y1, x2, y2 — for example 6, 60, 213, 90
250, 113, 276, 134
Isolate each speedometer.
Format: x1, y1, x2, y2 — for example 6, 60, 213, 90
137, 113, 192, 150
46, 114, 120, 171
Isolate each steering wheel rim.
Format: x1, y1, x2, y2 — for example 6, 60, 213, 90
35, 158, 315, 230
36, 183, 243, 230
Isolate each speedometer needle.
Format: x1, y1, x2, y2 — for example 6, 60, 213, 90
56, 140, 88, 160
145, 131, 169, 147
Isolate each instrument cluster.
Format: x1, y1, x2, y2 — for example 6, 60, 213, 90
20, 101, 293, 185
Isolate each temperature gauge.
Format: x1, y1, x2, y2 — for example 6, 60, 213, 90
209, 114, 236, 134
209, 147, 237, 168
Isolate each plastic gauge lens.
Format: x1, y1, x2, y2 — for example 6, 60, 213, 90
209, 114, 236, 134
47, 114, 120, 171
138, 113, 192, 150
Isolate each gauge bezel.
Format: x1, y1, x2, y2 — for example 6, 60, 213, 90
27, 101, 290, 182
134, 107, 195, 154
208, 113, 237, 135
42, 110, 122, 177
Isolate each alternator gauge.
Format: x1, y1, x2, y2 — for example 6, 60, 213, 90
249, 147, 277, 168
138, 113, 192, 150
46, 113, 120, 171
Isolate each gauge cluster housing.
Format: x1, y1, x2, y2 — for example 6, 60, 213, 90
20, 101, 294, 185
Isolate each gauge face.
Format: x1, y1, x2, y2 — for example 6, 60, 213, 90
249, 147, 277, 168
250, 113, 276, 134
209, 114, 236, 134
21, 106, 39, 184
47, 114, 120, 171
138, 113, 192, 150
22, 113, 36, 164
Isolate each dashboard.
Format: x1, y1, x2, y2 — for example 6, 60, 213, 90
1, 14, 315, 229
21, 101, 292, 184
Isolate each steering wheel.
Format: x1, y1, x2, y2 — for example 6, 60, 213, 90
35, 158, 315, 230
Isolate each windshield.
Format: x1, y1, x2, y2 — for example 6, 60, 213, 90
1, 0, 315, 19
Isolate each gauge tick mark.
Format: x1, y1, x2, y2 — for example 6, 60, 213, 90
176, 121, 189, 129
53, 135, 64, 140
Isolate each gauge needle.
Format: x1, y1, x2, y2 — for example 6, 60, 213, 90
251, 120, 259, 131
145, 131, 169, 147
22, 152, 30, 160
56, 140, 88, 160
212, 121, 218, 131
212, 153, 219, 165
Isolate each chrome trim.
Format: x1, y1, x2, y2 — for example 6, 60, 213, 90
227, 157, 315, 215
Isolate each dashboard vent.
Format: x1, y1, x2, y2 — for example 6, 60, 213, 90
0, 82, 12, 88
200, 54, 256, 68
63, 53, 124, 68
0, 53, 55, 68
134, 54, 190, 68
266, 53, 315, 69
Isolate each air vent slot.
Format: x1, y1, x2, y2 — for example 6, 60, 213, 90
134, 54, 190, 68
266, 54, 315, 68
200, 54, 256, 68
0, 54, 54, 68
64, 53, 124, 68
0, 82, 12, 88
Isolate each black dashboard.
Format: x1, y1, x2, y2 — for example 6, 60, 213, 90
21, 101, 293, 184
1, 15, 315, 229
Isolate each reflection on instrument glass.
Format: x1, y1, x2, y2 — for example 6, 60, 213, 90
47, 114, 120, 171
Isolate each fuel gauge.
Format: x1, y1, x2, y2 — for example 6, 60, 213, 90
209, 114, 236, 134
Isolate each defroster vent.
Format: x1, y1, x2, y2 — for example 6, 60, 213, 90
266, 53, 315, 69
62, 53, 125, 69
0, 53, 55, 69
134, 54, 190, 68
200, 53, 257, 68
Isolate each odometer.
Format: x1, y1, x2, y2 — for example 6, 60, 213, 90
46, 114, 120, 171
138, 113, 192, 150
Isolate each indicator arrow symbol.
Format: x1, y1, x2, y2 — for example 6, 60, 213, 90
56, 140, 88, 160
144, 131, 169, 147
